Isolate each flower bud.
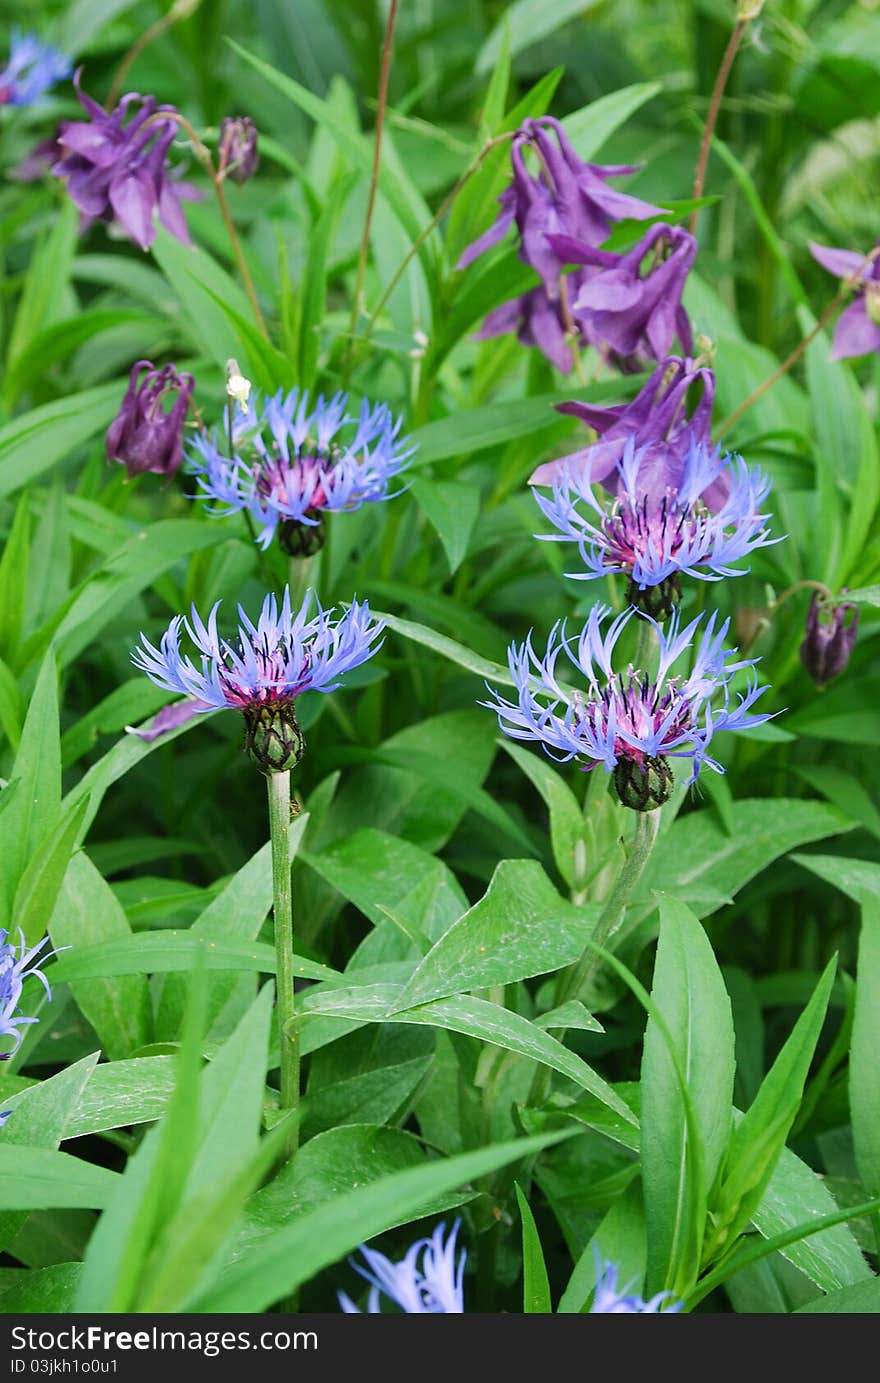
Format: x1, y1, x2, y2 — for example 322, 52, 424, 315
218, 116, 259, 185
106, 360, 195, 478
278, 513, 326, 558
626, 573, 681, 622
799, 593, 859, 685
243, 703, 305, 775
613, 754, 674, 812
226, 357, 252, 414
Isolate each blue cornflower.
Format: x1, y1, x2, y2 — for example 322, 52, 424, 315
1, 929, 60, 1056
484, 604, 773, 810
339, 1221, 465, 1314
591, 1258, 682, 1314
534, 436, 778, 619
0, 31, 71, 107
188, 389, 413, 555
132, 587, 385, 773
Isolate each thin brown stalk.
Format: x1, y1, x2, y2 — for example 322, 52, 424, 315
106, 0, 202, 111
689, 19, 746, 235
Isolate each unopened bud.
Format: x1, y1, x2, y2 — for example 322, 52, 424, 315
279, 513, 326, 558
218, 116, 259, 185
627, 573, 681, 622
226, 358, 252, 414
613, 754, 674, 812
800, 593, 859, 685
737, 0, 764, 19
243, 703, 305, 775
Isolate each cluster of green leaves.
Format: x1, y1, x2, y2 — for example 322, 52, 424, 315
0, 0, 877, 1315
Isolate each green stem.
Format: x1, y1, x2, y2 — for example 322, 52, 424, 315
633, 615, 659, 679
288, 555, 314, 609
267, 770, 299, 1159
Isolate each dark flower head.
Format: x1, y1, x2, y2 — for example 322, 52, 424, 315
484, 605, 773, 807
106, 359, 195, 479
0, 929, 63, 1057
52, 72, 198, 251
800, 593, 859, 685
457, 116, 664, 299
809, 240, 880, 360
218, 116, 259, 185
533, 436, 779, 613
339, 1222, 465, 1313
0, 31, 71, 107
189, 388, 413, 552
531, 355, 716, 492
552, 222, 696, 365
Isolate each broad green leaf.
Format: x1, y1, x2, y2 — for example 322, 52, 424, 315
797, 1279, 880, 1313
13, 796, 90, 948
60, 679, 168, 767
0, 492, 30, 662
849, 871, 880, 1218
516, 1183, 552, 1312
373, 608, 510, 684
792, 852, 880, 906
191, 1130, 567, 1312
6, 200, 77, 373
64, 1057, 176, 1138
501, 739, 589, 890
0, 383, 123, 503
304, 1028, 433, 1140
0, 1263, 80, 1313
796, 766, 880, 842
408, 390, 618, 468
845, 584, 880, 607
410, 478, 480, 574
561, 83, 663, 161
476, 0, 601, 73
0, 650, 60, 918
641, 897, 734, 1296
0, 1055, 99, 1251
394, 859, 596, 1010
0, 1148, 119, 1210
710, 959, 837, 1256
49, 931, 336, 983
752, 1146, 870, 1292
50, 850, 152, 1060
559, 1184, 646, 1313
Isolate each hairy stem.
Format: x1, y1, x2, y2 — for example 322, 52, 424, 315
346, 0, 399, 367
267, 770, 299, 1159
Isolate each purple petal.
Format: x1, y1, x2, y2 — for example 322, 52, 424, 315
808, 241, 867, 281
831, 299, 880, 360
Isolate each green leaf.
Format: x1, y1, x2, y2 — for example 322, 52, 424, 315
0, 383, 124, 503
752, 1146, 871, 1292
0, 1148, 119, 1210
0, 1263, 80, 1313
710, 958, 837, 1255
49, 930, 336, 984
64, 1057, 176, 1138
0, 492, 30, 662
475, 0, 602, 73
851, 881, 880, 1220
500, 740, 587, 889
0, 650, 60, 920
191, 1130, 568, 1312
845, 584, 880, 606
6, 199, 77, 373
410, 478, 480, 574
516, 1183, 552, 1312
797, 1280, 880, 1313
641, 896, 734, 1296
50, 850, 153, 1060
796, 766, 880, 842
394, 859, 595, 1010
559, 1184, 645, 1313
13, 796, 90, 949
561, 83, 663, 161
373, 608, 510, 684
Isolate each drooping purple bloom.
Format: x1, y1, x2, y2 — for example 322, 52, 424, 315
484, 605, 773, 810
533, 436, 778, 616
188, 389, 412, 555
11, 131, 63, 182
339, 1221, 465, 1314
473, 281, 578, 375
457, 117, 664, 299
132, 587, 385, 772
552, 223, 696, 365
809, 240, 880, 360
799, 593, 859, 685
52, 72, 198, 251
530, 355, 716, 492
0, 930, 62, 1057
218, 115, 259, 185
591, 1258, 682, 1314
0, 31, 71, 107
106, 359, 195, 479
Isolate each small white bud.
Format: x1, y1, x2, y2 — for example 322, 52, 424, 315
225, 358, 252, 414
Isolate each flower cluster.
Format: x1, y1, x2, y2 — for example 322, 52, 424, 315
188, 389, 412, 555
132, 587, 385, 773
0, 31, 70, 107
1, 930, 59, 1058
106, 359, 195, 478
53, 74, 196, 251
339, 1222, 465, 1314
458, 116, 695, 372
485, 605, 772, 810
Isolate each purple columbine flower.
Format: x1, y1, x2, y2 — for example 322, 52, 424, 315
188, 389, 413, 556
339, 1221, 465, 1314
533, 436, 778, 619
218, 115, 259, 185
106, 359, 195, 479
52, 72, 198, 251
0, 31, 71, 106
472, 280, 580, 374
799, 592, 860, 686
809, 240, 880, 360
484, 605, 773, 811
591, 1258, 682, 1314
132, 587, 385, 773
551, 223, 696, 365
1, 930, 61, 1058
457, 117, 664, 300
530, 355, 716, 491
